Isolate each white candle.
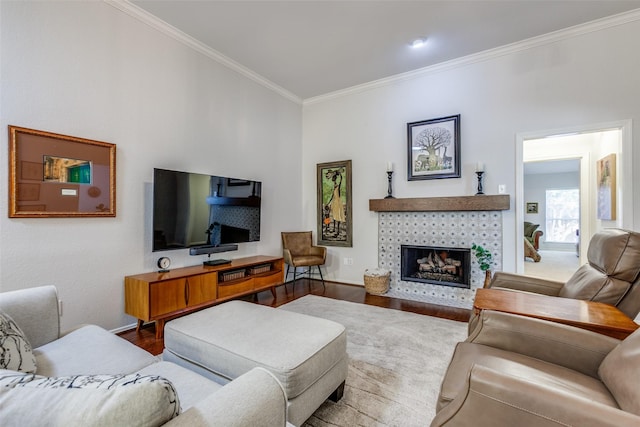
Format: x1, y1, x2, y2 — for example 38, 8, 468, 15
476, 162, 485, 172
387, 162, 393, 172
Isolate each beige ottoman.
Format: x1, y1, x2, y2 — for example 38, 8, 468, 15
163, 300, 348, 426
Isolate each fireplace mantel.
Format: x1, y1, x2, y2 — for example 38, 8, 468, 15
369, 195, 510, 212
374, 195, 507, 309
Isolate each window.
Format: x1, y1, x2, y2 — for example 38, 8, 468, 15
545, 189, 579, 243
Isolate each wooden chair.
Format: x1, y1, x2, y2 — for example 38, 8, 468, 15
281, 231, 326, 290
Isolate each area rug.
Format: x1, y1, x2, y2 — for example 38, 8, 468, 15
279, 295, 468, 427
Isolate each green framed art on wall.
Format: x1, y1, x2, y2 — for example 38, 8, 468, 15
317, 159, 352, 247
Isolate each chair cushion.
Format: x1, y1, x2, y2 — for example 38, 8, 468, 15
290, 254, 324, 267
586, 229, 640, 282
0, 311, 37, 373
137, 361, 222, 411
524, 222, 539, 237
599, 328, 640, 416
438, 342, 617, 412
34, 325, 158, 377
559, 264, 631, 305
0, 369, 180, 427
282, 231, 313, 255
0, 285, 60, 349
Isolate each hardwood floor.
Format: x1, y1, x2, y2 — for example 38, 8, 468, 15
118, 280, 471, 356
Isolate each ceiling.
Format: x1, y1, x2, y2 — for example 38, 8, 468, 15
130, 1, 640, 100
524, 159, 580, 175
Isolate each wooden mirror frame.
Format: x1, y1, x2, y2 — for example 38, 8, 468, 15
8, 125, 116, 218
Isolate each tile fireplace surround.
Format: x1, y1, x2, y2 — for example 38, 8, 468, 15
370, 196, 510, 309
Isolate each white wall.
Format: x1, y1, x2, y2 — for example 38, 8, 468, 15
0, 2, 303, 331
302, 16, 640, 284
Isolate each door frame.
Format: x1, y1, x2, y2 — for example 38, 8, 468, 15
515, 119, 633, 273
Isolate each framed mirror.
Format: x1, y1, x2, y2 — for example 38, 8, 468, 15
8, 125, 116, 218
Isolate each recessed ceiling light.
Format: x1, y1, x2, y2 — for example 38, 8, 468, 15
411, 38, 427, 48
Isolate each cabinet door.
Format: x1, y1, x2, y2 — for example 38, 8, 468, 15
150, 278, 187, 318
186, 273, 217, 307
217, 278, 255, 299
254, 270, 283, 288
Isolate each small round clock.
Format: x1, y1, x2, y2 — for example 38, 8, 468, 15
157, 257, 171, 272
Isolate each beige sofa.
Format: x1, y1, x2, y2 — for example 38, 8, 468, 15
0, 285, 287, 426
432, 310, 640, 426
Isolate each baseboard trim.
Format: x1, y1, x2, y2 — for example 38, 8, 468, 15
110, 323, 138, 335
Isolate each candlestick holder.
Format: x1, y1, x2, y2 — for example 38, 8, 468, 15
385, 171, 395, 199
475, 171, 485, 195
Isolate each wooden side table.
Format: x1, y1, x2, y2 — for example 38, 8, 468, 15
473, 288, 639, 340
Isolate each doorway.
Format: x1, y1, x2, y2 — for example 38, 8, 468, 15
515, 120, 632, 278
523, 158, 580, 281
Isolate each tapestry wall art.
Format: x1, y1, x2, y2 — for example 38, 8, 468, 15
317, 160, 352, 247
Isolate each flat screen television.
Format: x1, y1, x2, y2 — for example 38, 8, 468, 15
153, 168, 261, 252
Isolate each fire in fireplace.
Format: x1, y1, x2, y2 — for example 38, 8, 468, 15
401, 245, 471, 288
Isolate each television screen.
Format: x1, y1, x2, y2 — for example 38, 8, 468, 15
153, 168, 261, 252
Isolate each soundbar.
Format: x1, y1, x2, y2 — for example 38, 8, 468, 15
189, 244, 238, 256
203, 259, 231, 267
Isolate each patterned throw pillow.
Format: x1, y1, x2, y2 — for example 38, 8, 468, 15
0, 311, 37, 373
0, 371, 181, 426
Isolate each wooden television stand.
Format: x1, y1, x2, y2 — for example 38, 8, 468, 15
124, 255, 284, 338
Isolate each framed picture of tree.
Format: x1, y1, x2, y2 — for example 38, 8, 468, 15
407, 115, 461, 180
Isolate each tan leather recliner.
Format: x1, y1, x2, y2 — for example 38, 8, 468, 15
281, 231, 326, 289
489, 228, 640, 318
432, 310, 640, 426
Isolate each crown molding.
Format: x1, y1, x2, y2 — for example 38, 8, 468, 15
104, 1, 640, 107
104, 0, 302, 105
304, 8, 640, 106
